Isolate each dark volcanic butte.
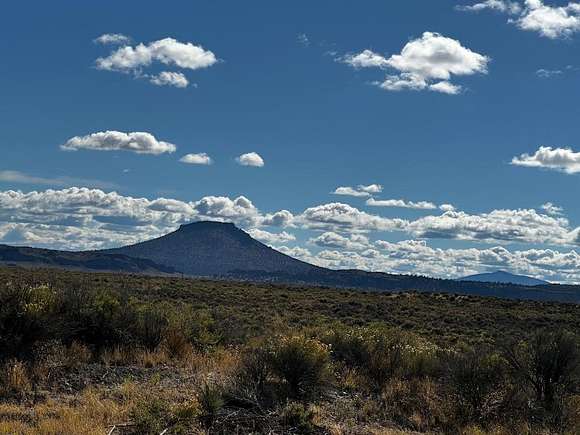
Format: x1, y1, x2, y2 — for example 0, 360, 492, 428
105, 221, 319, 276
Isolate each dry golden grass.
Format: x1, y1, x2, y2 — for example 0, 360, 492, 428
0, 360, 31, 400
0, 377, 205, 435
0, 388, 126, 435
380, 378, 450, 432
65, 342, 93, 368
186, 348, 241, 382
0, 359, 578, 434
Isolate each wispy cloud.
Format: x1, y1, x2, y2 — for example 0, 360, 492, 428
94, 33, 131, 45
536, 68, 563, 78
297, 33, 310, 46
0, 170, 118, 189
536, 65, 577, 78
366, 198, 438, 210
455, 0, 522, 15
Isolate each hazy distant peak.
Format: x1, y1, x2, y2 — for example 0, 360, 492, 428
459, 270, 549, 286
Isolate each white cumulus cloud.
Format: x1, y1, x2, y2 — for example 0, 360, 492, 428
516, 0, 580, 39
95, 37, 218, 88
458, 0, 580, 39
407, 208, 577, 246
342, 32, 490, 94
61, 131, 177, 155
333, 184, 383, 197
440, 204, 457, 212
236, 152, 264, 167
96, 37, 217, 72
333, 187, 370, 197
511, 146, 580, 174
541, 202, 564, 216
309, 232, 371, 250
149, 71, 189, 88
343, 49, 390, 68
429, 81, 463, 95
298, 202, 579, 247
180, 153, 212, 165
358, 184, 383, 194
299, 202, 406, 232
262, 210, 294, 227
247, 228, 296, 244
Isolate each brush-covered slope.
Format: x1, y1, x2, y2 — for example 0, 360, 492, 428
105, 221, 320, 277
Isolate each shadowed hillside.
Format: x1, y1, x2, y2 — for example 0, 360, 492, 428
0, 244, 176, 274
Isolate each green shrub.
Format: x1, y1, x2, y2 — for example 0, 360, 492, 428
325, 325, 440, 388
504, 330, 580, 408
381, 378, 449, 432
135, 307, 168, 351
280, 402, 319, 434
198, 383, 224, 428
71, 289, 137, 349
269, 335, 331, 399
444, 348, 506, 423
172, 402, 200, 433
131, 398, 173, 435
162, 327, 192, 360
0, 284, 57, 359
232, 347, 273, 407
187, 309, 222, 351
323, 325, 368, 368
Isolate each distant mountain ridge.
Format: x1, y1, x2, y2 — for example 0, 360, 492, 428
1, 221, 579, 303
459, 270, 549, 287
0, 244, 176, 274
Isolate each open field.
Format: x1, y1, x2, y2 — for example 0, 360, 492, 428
0, 266, 579, 434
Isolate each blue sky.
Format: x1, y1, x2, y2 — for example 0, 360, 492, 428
1, 0, 580, 282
